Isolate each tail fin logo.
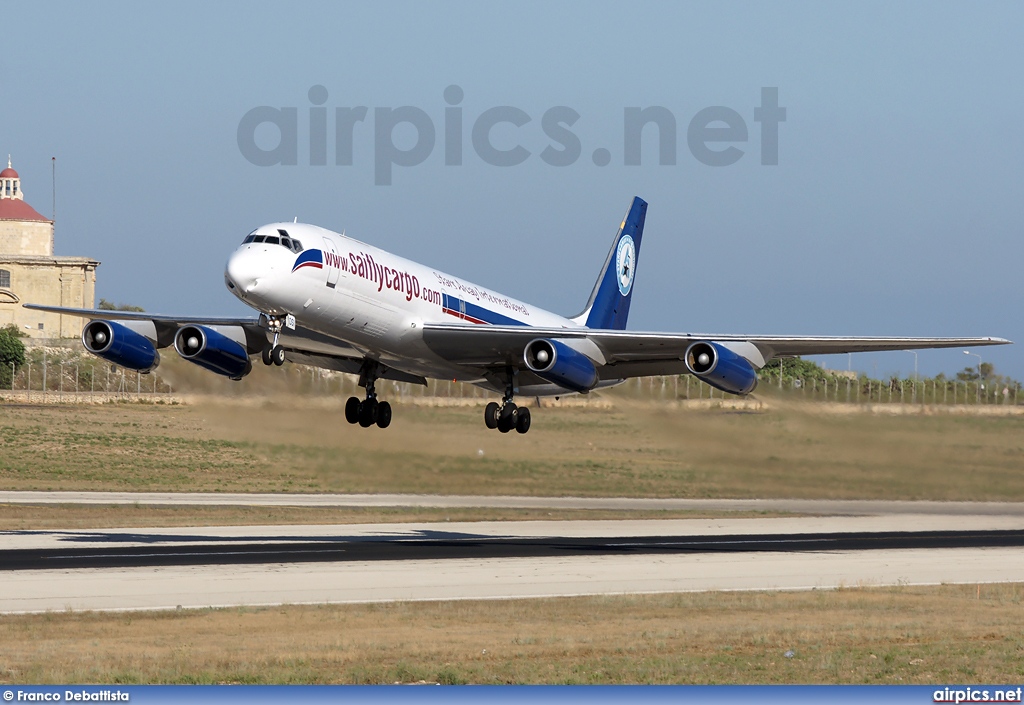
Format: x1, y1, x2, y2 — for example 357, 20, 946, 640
616, 234, 636, 296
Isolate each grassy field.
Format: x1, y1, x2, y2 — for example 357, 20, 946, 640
1, 584, 1022, 684
2, 397, 1023, 684
1, 397, 1023, 501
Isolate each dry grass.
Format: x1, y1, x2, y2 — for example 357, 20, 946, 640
1, 584, 1022, 684
0, 504, 793, 531
2, 398, 1023, 500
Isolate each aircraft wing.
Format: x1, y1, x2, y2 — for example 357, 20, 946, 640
19, 303, 428, 384
21, 303, 256, 326
420, 322, 1011, 378
23, 303, 263, 347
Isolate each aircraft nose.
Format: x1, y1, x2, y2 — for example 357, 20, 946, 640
225, 249, 261, 295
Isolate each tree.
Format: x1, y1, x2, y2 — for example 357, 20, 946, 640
98, 298, 145, 312
758, 356, 835, 383
956, 362, 995, 382
956, 366, 979, 382
0, 324, 26, 388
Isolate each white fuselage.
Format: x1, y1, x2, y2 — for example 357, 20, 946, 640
224, 222, 580, 386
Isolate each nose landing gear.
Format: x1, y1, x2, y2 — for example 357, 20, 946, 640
260, 317, 287, 366
483, 367, 531, 434
344, 360, 392, 429
261, 344, 286, 366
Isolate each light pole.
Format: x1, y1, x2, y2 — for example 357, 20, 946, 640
964, 351, 982, 403
906, 350, 919, 404
907, 351, 918, 381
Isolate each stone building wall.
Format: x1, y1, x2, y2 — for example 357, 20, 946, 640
0, 219, 53, 256
0, 256, 98, 337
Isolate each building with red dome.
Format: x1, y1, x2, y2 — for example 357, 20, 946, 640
0, 156, 99, 338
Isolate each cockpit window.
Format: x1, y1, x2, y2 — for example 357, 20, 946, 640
245, 232, 303, 251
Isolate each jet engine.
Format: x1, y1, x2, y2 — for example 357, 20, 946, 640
82, 320, 160, 373
174, 325, 252, 380
523, 338, 599, 393
684, 341, 758, 395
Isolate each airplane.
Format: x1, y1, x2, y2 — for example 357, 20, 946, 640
25, 197, 1010, 434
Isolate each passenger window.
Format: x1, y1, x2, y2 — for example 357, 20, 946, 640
264, 236, 280, 245
253, 235, 266, 243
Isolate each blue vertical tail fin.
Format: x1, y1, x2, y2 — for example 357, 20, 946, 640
571, 196, 647, 330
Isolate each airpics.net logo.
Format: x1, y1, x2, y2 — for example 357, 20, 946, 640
237, 85, 786, 185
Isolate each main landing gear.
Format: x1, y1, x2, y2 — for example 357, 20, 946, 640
344, 360, 392, 429
483, 367, 531, 434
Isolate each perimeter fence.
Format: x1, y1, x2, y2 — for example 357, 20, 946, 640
2, 345, 1020, 407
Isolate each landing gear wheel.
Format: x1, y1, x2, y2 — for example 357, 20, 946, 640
261, 346, 273, 366
497, 403, 518, 433
376, 401, 392, 429
484, 402, 500, 429
271, 345, 286, 366
345, 396, 361, 424
515, 407, 531, 434
358, 398, 379, 428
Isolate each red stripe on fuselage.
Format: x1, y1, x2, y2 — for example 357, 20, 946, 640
443, 307, 486, 324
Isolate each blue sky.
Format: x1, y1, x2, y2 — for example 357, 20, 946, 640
3, 1, 1022, 380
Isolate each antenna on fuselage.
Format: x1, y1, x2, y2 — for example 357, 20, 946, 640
293, 216, 297, 223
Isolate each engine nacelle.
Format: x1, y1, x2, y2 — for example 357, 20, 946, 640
82, 320, 160, 373
524, 338, 599, 393
174, 325, 252, 380
685, 341, 758, 395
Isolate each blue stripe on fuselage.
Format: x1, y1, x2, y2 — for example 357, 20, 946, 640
442, 294, 527, 326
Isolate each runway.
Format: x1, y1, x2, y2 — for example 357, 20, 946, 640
3, 507, 1024, 613
5, 528, 1024, 571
